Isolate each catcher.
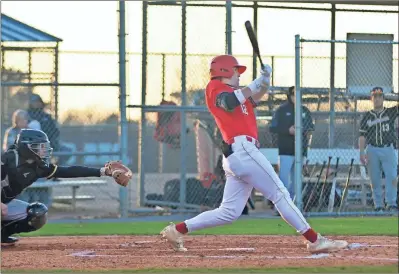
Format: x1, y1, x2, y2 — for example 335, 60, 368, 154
1, 129, 132, 246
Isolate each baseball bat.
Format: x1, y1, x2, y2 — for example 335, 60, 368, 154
316, 156, 332, 211
302, 162, 319, 198
247, 197, 256, 210
327, 157, 340, 212
304, 160, 326, 212
333, 157, 340, 178
245, 20, 265, 69
338, 158, 355, 213
303, 159, 310, 177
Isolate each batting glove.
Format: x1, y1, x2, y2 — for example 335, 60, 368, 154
260, 64, 272, 77
247, 64, 272, 94
260, 64, 272, 90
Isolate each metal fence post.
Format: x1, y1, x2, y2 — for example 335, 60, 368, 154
138, 1, 148, 208
179, 1, 187, 209
159, 54, 166, 173
225, 0, 232, 55
54, 43, 59, 122
118, 0, 129, 217
294, 34, 303, 211
329, 4, 336, 148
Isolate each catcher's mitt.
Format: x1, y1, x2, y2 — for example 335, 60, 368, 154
104, 161, 132, 187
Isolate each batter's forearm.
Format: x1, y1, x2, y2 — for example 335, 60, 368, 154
241, 86, 258, 100
50, 165, 102, 179
251, 89, 268, 103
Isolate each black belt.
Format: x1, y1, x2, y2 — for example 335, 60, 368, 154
221, 136, 261, 158
221, 141, 234, 158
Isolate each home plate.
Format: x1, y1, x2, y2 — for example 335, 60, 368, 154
219, 248, 255, 251
306, 253, 330, 259
69, 251, 96, 257
134, 241, 157, 244
348, 243, 366, 249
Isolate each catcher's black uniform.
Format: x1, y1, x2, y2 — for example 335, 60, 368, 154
1, 129, 104, 245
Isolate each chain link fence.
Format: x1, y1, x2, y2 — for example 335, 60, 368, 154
138, 107, 227, 212
1, 45, 125, 218
134, 1, 227, 212
5, 2, 396, 218
134, 1, 398, 215
296, 36, 398, 216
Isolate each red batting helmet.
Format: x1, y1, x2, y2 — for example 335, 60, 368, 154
209, 55, 247, 79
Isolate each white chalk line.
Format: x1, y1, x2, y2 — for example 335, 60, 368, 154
98, 243, 317, 249
68, 242, 399, 262
81, 243, 399, 252
68, 252, 398, 262
98, 243, 398, 249
367, 244, 398, 247
78, 247, 257, 253
27, 235, 399, 240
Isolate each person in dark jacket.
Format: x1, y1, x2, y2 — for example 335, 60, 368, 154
269, 86, 314, 200
27, 94, 60, 151
27, 94, 72, 166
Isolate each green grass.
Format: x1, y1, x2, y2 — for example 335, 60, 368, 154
22, 217, 398, 237
3, 265, 399, 273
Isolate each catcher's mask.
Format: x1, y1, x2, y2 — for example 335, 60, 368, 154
15, 129, 53, 166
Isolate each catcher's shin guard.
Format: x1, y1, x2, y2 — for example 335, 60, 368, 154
1, 202, 48, 238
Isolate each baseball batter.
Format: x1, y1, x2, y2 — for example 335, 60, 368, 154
161, 55, 349, 253
1, 129, 132, 246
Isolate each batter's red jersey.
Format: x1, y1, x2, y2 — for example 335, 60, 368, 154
205, 79, 258, 142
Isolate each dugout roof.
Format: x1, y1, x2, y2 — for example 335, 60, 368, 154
1, 13, 62, 42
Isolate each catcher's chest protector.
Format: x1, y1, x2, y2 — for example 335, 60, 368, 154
153, 100, 181, 148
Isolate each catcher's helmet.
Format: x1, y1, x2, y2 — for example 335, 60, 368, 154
209, 55, 246, 79
15, 129, 53, 165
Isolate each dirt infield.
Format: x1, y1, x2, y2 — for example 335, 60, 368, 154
1, 235, 398, 271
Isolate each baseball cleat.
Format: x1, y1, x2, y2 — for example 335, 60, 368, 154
1, 236, 19, 247
160, 222, 187, 252
306, 233, 348, 254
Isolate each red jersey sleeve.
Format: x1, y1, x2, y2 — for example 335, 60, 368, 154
206, 80, 233, 108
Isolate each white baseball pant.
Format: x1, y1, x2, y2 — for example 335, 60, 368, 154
185, 136, 311, 234
2, 199, 29, 222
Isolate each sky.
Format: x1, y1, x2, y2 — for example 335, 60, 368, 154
2, 1, 398, 121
